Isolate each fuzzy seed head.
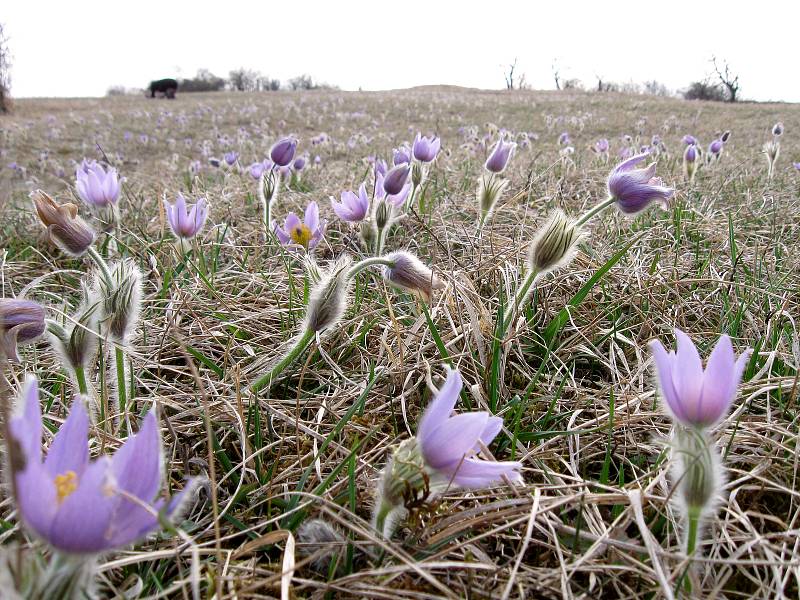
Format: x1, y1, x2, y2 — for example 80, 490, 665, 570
96, 259, 143, 344
303, 256, 352, 335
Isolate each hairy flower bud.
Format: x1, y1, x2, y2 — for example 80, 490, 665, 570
48, 287, 100, 373
382, 251, 444, 301
476, 174, 509, 225
527, 210, 582, 274
30, 190, 96, 257
303, 256, 352, 335
96, 259, 143, 344
673, 427, 722, 513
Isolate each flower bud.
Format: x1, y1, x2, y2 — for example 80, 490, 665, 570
0, 299, 46, 362
484, 139, 516, 173
31, 190, 96, 257
382, 164, 410, 196
269, 137, 297, 167
673, 427, 721, 513
296, 519, 347, 573
303, 256, 352, 335
772, 122, 784, 137
382, 251, 444, 302
720, 130, 731, 143
476, 174, 509, 225
527, 210, 582, 274
48, 287, 100, 373
96, 259, 142, 344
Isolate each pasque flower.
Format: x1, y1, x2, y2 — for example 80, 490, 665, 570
393, 145, 411, 166
382, 164, 410, 196
607, 153, 674, 214
412, 133, 441, 163
31, 190, 96, 256
273, 201, 325, 250
164, 193, 209, 240
75, 160, 121, 208
484, 139, 516, 173
270, 137, 297, 167
682, 134, 698, 146
331, 183, 370, 222
8, 376, 199, 554
381, 251, 445, 302
223, 151, 239, 166
649, 329, 751, 428
1, 299, 46, 362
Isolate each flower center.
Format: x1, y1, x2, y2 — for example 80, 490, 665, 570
54, 470, 78, 503
290, 224, 312, 248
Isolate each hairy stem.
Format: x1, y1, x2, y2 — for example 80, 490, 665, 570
86, 245, 114, 288
251, 328, 316, 393
574, 196, 616, 228
348, 256, 396, 280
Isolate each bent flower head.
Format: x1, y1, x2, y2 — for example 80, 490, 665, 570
607, 153, 674, 215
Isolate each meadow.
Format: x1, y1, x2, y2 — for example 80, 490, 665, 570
0, 87, 799, 599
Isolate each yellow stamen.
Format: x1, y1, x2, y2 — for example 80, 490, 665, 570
290, 224, 312, 248
54, 470, 78, 503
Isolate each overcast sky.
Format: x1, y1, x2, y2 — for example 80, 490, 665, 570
5, 1, 799, 102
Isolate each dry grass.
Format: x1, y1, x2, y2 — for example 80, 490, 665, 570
1, 88, 799, 598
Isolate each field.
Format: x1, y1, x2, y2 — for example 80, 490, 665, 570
1, 88, 799, 599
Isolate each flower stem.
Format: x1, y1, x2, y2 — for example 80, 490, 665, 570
75, 366, 88, 395
502, 268, 540, 334
574, 196, 616, 228
686, 505, 701, 556
348, 256, 396, 280
115, 345, 128, 433
251, 328, 316, 393
86, 245, 114, 288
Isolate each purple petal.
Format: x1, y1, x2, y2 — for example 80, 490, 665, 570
672, 329, 704, 416
477, 416, 503, 447
16, 458, 57, 540
695, 334, 736, 424
421, 412, 489, 469
43, 400, 89, 479
449, 457, 523, 488
417, 368, 462, 444
111, 411, 162, 502
305, 202, 320, 232
649, 339, 685, 423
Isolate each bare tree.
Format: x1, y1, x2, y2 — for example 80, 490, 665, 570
711, 56, 740, 103
228, 68, 259, 92
0, 24, 11, 113
552, 61, 561, 90
504, 58, 518, 90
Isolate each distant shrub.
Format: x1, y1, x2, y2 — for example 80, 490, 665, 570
180, 69, 226, 93
561, 78, 583, 90
287, 74, 338, 91
683, 80, 726, 102
258, 77, 281, 91
643, 80, 671, 97
106, 86, 143, 97
0, 23, 10, 113
229, 68, 260, 92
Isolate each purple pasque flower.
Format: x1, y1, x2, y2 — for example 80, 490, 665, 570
412, 133, 441, 163
417, 368, 522, 488
374, 158, 388, 178
607, 153, 674, 214
793, 162, 800, 171
772, 122, 784, 137
248, 160, 268, 179
331, 183, 370, 222
649, 329, 751, 428
292, 156, 307, 171
594, 138, 610, 154
75, 160, 121, 208
682, 134, 698, 146
375, 171, 411, 206
8, 376, 199, 555
382, 163, 411, 196
270, 137, 297, 167
273, 201, 325, 250
708, 139, 723, 157
684, 144, 698, 163
484, 139, 516, 173
392, 145, 411, 166
557, 131, 571, 145
0, 299, 46, 362
223, 151, 239, 166
164, 193, 209, 240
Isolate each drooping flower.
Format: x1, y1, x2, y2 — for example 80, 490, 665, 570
31, 190, 96, 257
484, 139, 516, 173
606, 154, 674, 214
412, 134, 441, 163
382, 164, 411, 196
164, 193, 209, 240
381, 251, 444, 302
416, 368, 522, 487
0, 299, 46, 362
269, 137, 297, 167
682, 134, 698, 146
649, 329, 751, 428
273, 201, 325, 250
75, 160, 121, 208
331, 183, 369, 223
8, 376, 199, 555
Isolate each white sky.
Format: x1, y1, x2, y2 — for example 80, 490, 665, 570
5, 1, 800, 102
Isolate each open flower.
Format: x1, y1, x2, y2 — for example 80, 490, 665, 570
418, 368, 522, 488
607, 153, 674, 214
8, 376, 199, 555
412, 133, 441, 163
31, 190, 96, 256
164, 193, 209, 240
649, 329, 751, 428
273, 201, 325, 250
75, 160, 121, 208
331, 183, 369, 223
0, 299, 46, 362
